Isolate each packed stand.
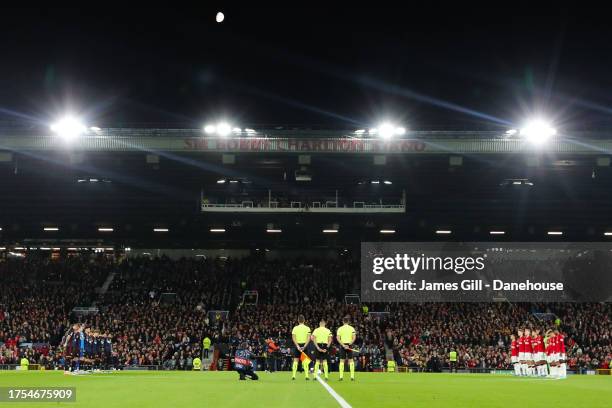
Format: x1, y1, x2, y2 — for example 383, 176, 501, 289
0, 254, 610, 373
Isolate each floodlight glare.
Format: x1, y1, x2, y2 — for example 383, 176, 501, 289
204, 124, 216, 134
50, 116, 86, 140
373, 123, 406, 139
216, 122, 232, 137
378, 123, 396, 139
520, 119, 557, 144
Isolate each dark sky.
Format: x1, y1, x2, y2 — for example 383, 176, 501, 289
2, 5, 612, 129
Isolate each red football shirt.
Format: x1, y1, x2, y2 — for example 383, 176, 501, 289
557, 334, 566, 353
524, 336, 533, 353
535, 336, 544, 353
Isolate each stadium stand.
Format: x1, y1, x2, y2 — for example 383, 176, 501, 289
1, 255, 610, 372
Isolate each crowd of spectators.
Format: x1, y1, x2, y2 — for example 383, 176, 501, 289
0, 254, 610, 373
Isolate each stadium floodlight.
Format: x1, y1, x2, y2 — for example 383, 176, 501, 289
266, 228, 282, 233
98, 227, 114, 232
604, 232, 612, 236
216, 122, 232, 137
204, 124, 216, 134
380, 229, 396, 234
490, 230, 505, 235
372, 122, 406, 139
505, 129, 517, 135
232, 127, 242, 134
520, 119, 557, 144
383, 180, 392, 185
210, 228, 226, 233
378, 123, 396, 139
43, 227, 59, 231
0, 227, 2, 231
323, 229, 338, 233
436, 229, 452, 234
354, 129, 366, 135
153, 228, 169, 232
371, 180, 380, 184
547, 231, 563, 236
50, 116, 86, 141
217, 179, 226, 184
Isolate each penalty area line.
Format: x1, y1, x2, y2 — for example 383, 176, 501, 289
315, 375, 352, 408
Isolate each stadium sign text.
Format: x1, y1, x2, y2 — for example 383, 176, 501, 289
184, 138, 427, 153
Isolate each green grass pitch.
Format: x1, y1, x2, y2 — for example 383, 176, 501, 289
0, 371, 610, 407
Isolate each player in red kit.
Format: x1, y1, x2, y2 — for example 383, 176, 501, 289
555, 329, 567, 379
517, 328, 526, 376
510, 334, 520, 376
532, 329, 546, 377
545, 329, 553, 377
524, 328, 535, 376
546, 329, 558, 378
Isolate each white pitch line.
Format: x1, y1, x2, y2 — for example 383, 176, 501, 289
316, 375, 352, 408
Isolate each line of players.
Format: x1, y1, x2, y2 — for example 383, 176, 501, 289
291, 315, 357, 382
510, 327, 566, 379
62, 323, 113, 372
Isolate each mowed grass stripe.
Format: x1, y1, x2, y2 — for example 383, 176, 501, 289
0, 371, 610, 408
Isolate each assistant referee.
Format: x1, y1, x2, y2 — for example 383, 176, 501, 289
291, 314, 311, 380
336, 315, 356, 381
312, 319, 332, 381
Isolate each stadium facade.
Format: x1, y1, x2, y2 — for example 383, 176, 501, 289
2, 126, 612, 249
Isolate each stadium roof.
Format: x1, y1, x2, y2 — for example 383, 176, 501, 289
3, 126, 612, 155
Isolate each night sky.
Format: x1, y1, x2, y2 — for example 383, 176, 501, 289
2, 5, 612, 130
